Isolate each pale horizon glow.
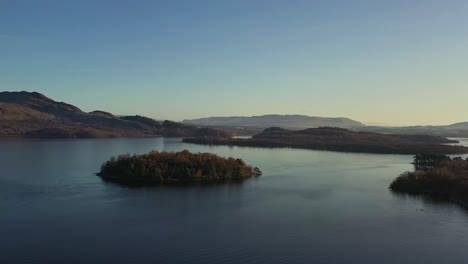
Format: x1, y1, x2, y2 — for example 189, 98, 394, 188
1, 1, 468, 126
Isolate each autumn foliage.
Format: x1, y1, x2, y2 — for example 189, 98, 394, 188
390, 155, 468, 207
98, 150, 262, 186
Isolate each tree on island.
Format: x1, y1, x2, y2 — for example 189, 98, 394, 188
98, 150, 262, 186
390, 154, 468, 208
412, 154, 452, 171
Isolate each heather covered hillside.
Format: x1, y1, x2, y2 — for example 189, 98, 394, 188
0, 91, 229, 138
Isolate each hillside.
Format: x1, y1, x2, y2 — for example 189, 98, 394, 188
0, 91, 229, 138
182, 114, 366, 129
183, 127, 468, 155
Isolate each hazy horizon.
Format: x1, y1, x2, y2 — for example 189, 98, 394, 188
3, 89, 466, 127
2, 1, 468, 126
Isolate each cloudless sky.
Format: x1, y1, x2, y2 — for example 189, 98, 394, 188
1, 0, 468, 125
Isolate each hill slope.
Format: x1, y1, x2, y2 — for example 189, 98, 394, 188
0, 91, 229, 138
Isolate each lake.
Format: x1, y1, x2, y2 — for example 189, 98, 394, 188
1, 138, 468, 264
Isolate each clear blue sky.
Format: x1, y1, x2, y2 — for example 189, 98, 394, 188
2, 0, 468, 125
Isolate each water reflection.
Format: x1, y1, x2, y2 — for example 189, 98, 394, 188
1, 138, 468, 264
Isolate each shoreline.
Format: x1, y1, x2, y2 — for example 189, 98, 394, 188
183, 138, 468, 155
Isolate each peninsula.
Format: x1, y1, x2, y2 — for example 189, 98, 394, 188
183, 127, 468, 155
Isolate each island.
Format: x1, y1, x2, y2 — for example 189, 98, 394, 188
97, 150, 262, 186
390, 154, 468, 208
183, 127, 468, 155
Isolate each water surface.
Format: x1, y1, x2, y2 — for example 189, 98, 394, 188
1, 138, 468, 263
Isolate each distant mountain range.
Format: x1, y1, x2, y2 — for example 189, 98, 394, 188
0, 91, 229, 138
183, 115, 468, 137
2, 91, 467, 138
183, 114, 366, 129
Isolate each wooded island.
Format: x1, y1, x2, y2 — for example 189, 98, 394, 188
97, 150, 262, 186
390, 154, 468, 208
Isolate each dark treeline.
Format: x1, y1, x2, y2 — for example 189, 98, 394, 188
390, 154, 468, 208
97, 150, 262, 186
183, 127, 468, 155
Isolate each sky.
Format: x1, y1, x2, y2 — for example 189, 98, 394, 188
1, 0, 468, 126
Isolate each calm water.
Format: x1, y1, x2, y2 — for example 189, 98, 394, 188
1, 138, 468, 264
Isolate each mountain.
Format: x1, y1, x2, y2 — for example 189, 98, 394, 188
182, 114, 366, 130
0, 91, 230, 138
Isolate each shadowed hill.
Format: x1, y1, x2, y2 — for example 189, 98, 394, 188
0, 91, 230, 139
0, 91, 81, 115
120, 115, 161, 128
0, 102, 55, 120
90, 110, 116, 118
